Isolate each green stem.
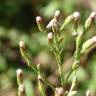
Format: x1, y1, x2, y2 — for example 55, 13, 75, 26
65, 69, 73, 83
53, 33, 64, 86
67, 71, 77, 96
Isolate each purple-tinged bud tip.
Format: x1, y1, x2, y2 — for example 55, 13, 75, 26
36, 16, 42, 23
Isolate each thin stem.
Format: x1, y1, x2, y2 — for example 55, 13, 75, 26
67, 71, 77, 96
38, 81, 45, 96
53, 33, 64, 86
65, 69, 73, 83
46, 82, 55, 91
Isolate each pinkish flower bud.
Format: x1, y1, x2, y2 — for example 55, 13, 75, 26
47, 32, 54, 43
36, 16, 42, 23
36, 16, 45, 32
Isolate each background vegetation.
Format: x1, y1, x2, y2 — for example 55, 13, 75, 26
0, 0, 96, 96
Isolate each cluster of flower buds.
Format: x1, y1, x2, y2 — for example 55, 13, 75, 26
36, 10, 62, 46
46, 10, 61, 32
36, 10, 61, 33
36, 16, 45, 32
16, 69, 26, 96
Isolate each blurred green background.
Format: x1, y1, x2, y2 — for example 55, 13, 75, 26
0, 0, 96, 96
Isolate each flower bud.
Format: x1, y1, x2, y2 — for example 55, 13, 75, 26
19, 41, 31, 67
52, 18, 60, 32
73, 12, 80, 32
55, 87, 64, 96
46, 17, 60, 32
60, 15, 74, 30
86, 90, 91, 96
46, 20, 53, 31
84, 12, 96, 31
19, 41, 38, 72
16, 69, 23, 85
19, 41, 25, 49
54, 10, 61, 19
47, 32, 54, 43
36, 16, 45, 32
73, 11, 80, 19
81, 36, 96, 54
18, 84, 26, 96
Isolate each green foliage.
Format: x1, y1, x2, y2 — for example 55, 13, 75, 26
0, 0, 96, 96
